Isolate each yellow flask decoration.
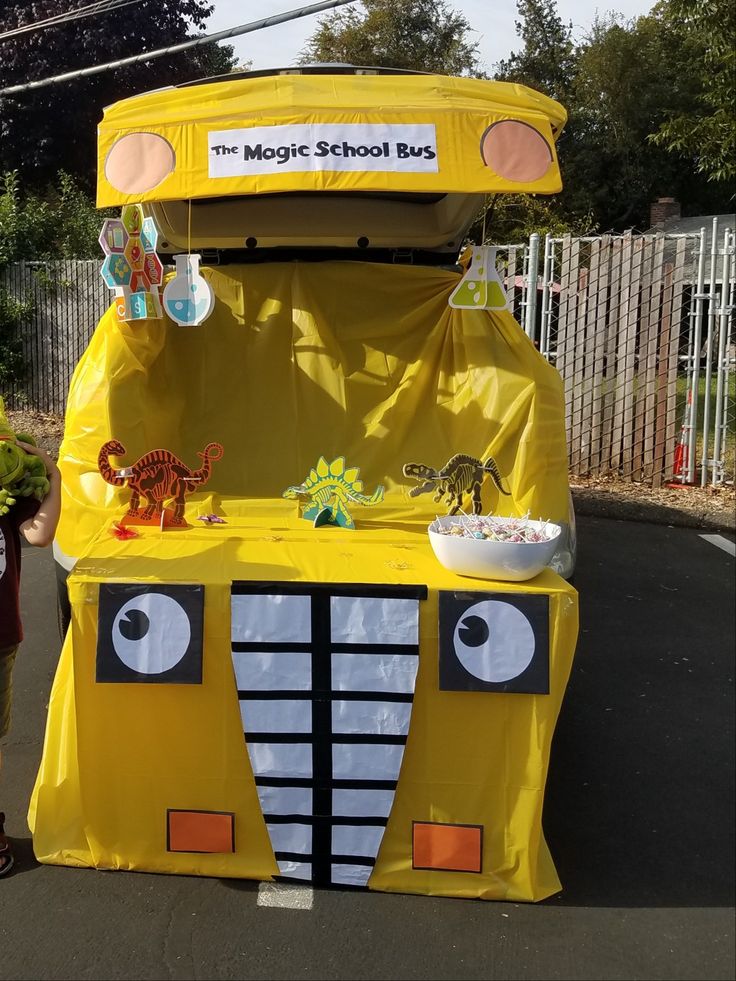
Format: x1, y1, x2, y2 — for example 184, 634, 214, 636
448, 246, 510, 311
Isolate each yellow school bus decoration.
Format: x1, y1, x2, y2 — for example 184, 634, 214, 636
30, 69, 578, 903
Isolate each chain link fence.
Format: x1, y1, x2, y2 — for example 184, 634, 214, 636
498, 224, 735, 488
1, 260, 108, 415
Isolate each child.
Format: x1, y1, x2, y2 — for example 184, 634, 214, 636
0, 439, 61, 877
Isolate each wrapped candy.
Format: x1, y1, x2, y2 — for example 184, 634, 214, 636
436, 512, 556, 543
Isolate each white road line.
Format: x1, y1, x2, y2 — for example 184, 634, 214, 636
699, 534, 736, 557
257, 881, 314, 910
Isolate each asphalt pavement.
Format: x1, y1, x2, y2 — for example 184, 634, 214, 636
0, 516, 734, 981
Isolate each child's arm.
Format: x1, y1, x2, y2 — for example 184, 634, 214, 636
16, 442, 62, 548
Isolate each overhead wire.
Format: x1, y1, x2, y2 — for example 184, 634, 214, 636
0, 0, 357, 96
0, 0, 145, 42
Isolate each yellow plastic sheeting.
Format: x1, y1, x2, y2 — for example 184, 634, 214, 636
97, 74, 566, 205
30, 506, 578, 900
54, 260, 570, 566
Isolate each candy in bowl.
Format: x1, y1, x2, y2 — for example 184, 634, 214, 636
428, 514, 562, 582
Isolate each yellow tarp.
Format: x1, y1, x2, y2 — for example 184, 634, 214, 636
54, 261, 570, 563
32, 260, 577, 901
97, 74, 566, 205
31, 501, 577, 900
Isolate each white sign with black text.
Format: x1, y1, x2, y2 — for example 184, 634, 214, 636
208, 123, 439, 177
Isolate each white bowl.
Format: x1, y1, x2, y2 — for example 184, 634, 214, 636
428, 516, 562, 582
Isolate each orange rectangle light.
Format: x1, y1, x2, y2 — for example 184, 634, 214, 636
167, 809, 235, 853
412, 821, 482, 873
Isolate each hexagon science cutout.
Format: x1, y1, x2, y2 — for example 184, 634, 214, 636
99, 205, 163, 322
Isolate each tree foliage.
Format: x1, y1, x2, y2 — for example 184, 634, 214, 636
299, 0, 484, 76
494, 0, 576, 102
0, 1, 235, 189
495, 1, 732, 237
0, 171, 109, 264
0, 0, 732, 253
0, 169, 114, 387
651, 0, 736, 183
563, 12, 717, 229
0, 286, 31, 390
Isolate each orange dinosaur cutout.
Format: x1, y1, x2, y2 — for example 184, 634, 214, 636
98, 440, 223, 528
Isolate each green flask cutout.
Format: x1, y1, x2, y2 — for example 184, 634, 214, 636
449, 247, 509, 311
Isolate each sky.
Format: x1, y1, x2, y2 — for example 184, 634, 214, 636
207, 0, 656, 74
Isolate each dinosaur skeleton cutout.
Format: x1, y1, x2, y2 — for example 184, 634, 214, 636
403, 453, 510, 515
283, 455, 384, 529
98, 440, 223, 528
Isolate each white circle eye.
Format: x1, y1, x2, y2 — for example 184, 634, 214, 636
452, 599, 535, 682
112, 593, 191, 674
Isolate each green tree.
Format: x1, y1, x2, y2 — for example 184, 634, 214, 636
0, 1, 235, 189
476, 195, 593, 245
651, 0, 736, 184
569, 11, 729, 228
568, 13, 692, 228
0, 287, 32, 390
494, 0, 576, 102
495, 2, 730, 237
492, 0, 584, 240
299, 0, 484, 76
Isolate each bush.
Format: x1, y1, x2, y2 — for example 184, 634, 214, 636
0, 286, 32, 388
0, 169, 111, 263
0, 169, 109, 389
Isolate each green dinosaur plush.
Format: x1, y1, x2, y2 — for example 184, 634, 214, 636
0, 398, 51, 515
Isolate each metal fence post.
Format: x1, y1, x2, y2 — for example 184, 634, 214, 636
524, 233, 540, 343
687, 228, 708, 485
539, 234, 554, 357
712, 227, 734, 484
700, 217, 720, 485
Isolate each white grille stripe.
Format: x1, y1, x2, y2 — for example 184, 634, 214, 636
232, 650, 312, 691
330, 596, 420, 645
332, 699, 412, 736
331, 864, 373, 887
331, 652, 418, 693
332, 824, 385, 857
278, 860, 313, 880
257, 785, 313, 816
247, 741, 313, 779
267, 823, 312, 855
332, 788, 395, 818
231, 593, 311, 643
240, 699, 312, 733
332, 742, 405, 782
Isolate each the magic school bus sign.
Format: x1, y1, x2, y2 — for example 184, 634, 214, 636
208, 124, 439, 176
96, 75, 566, 205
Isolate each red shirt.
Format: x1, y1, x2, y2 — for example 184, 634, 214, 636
0, 497, 41, 648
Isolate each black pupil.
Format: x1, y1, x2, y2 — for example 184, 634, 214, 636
458, 615, 489, 647
119, 609, 150, 641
